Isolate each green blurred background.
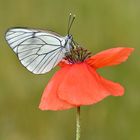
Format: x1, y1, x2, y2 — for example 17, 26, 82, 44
0, 0, 139, 140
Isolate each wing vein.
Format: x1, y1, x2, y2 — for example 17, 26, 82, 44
40, 49, 62, 73
5, 28, 68, 74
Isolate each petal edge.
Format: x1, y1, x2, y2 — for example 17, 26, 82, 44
86, 47, 134, 69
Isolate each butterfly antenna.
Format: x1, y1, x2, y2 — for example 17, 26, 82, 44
68, 13, 72, 33
67, 13, 76, 35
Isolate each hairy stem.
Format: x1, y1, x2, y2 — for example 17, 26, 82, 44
76, 107, 80, 140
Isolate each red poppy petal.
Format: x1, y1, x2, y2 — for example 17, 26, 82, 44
86, 47, 134, 69
39, 66, 76, 111
58, 63, 111, 106
99, 76, 124, 96
58, 59, 69, 67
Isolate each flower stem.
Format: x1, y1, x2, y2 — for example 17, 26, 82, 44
76, 106, 80, 140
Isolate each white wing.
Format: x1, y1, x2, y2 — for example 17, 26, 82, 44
5, 28, 67, 74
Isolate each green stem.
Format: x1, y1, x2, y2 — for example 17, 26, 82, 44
76, 107, 80, 140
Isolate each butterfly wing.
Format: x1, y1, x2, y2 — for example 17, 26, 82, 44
5, 28, 67, 74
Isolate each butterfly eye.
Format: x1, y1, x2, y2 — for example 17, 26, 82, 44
68, 34, 73, 39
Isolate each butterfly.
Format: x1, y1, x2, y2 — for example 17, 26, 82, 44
5, 14, 76, 74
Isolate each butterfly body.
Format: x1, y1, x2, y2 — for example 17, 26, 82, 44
5, 28, 75, 74
63, 35, 73, 52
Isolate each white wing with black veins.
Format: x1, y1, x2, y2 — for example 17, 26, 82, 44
5, 28, 67, 74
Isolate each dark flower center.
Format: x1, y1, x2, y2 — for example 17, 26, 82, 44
65, 46, 92, 64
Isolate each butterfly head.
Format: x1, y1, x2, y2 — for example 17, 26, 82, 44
68, 34, 73, 40
64, 34, 79, 53
64, 14, 78, 53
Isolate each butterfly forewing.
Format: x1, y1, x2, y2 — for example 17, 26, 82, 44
5, 28, 67, 74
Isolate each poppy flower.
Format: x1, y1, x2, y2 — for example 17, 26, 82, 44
39, 47, 134, 111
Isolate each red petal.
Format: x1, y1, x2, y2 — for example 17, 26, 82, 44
39, 66, 76, 111
99, 76, 124, 96
58, 60, 69, 67
58, 63, 112, 106
86, 47, 134, 69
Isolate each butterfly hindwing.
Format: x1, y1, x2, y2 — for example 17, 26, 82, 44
5, 28, 66, 74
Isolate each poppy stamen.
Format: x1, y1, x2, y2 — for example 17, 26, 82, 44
65, 47, 92, 63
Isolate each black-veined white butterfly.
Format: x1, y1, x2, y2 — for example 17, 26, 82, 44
5, 14, 77, 74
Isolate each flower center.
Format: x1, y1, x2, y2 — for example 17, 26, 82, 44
65, 47, 92, 64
